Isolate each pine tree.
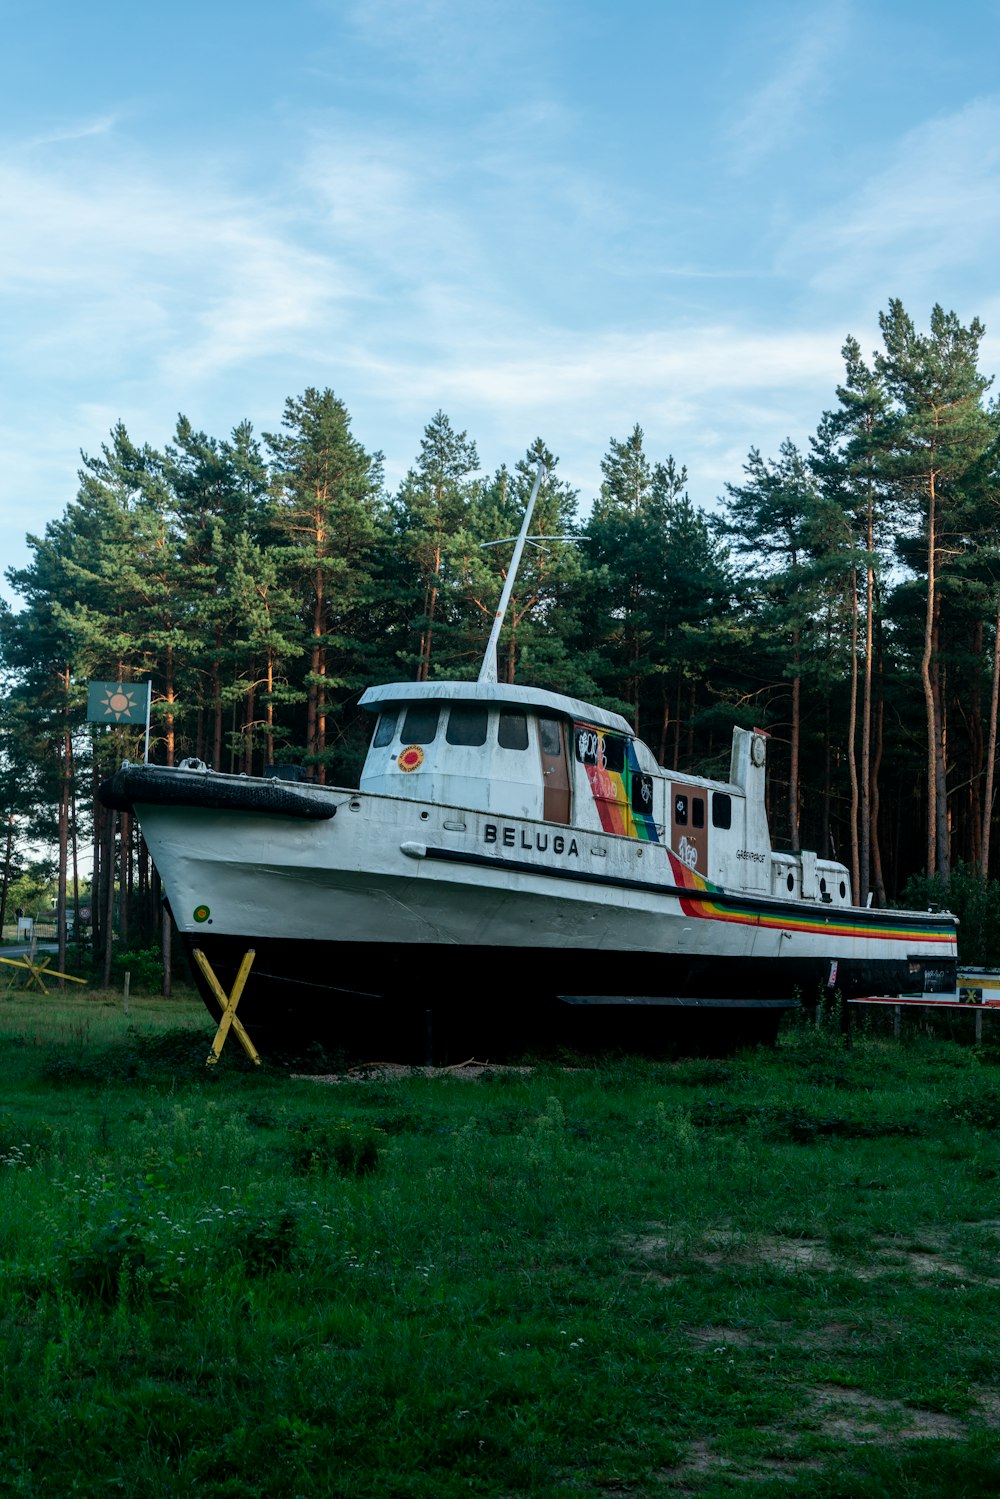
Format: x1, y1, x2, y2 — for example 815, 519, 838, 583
580, 427, 730, 761
875, 302, 994, 877
721, 441, 844, 852
265, 389, 385, 782
390, 411, 480, 680
458, 440, 588, 690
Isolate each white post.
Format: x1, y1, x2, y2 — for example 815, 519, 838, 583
123, 970, 131, 1015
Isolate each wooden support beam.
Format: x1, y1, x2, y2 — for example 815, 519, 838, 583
193, 948, 260, 1067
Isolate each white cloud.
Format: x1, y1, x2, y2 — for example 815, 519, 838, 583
724, 6, 849, 172
0, 152, 358, 385
340, 0, 545, 96
783, 96, 1000, 299
17, 115, 118, 150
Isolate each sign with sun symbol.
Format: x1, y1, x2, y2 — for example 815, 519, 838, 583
86, 680, 147, 724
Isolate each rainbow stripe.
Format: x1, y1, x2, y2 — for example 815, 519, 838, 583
579, 731, 660, 842
665, 850, 956, 946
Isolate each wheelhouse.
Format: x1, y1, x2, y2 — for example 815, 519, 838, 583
358, 681, 854, 907
358, 681, 660, 830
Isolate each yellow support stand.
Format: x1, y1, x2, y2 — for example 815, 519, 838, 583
0, 954, 87, 993
193, 948, 261, 1067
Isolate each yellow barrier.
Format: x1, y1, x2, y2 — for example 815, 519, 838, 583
0, 954, 87, 994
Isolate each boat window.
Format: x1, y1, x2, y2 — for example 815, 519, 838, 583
712, 793, 732, 830
575, 726, 600, 765
498, 710, 528, 751
674, 794, 688, 826
631, 773, 654, 815
573, 726, 625, 772
692, 797, 705, 829
603, 735, 625, 774
446, 706, 488, 747
372, 712, 397, 749
400, 705, 440, 744
538, 717, 563, 757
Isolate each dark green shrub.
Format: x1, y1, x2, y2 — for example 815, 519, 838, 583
225, 1205, 302, 1275
942, 1087, 1000, 1129
287, 1119, 385, 1177
900, 863, 1000, 966
62, 1208, 150, 1305
110, 945, 166, 993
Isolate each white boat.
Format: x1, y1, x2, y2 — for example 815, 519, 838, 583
100, 467, 958, 1057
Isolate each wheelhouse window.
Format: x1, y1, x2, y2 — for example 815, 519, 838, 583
538, 717, 563, 757
575, 726, 600, 766
602, 735, 625, 774
446, 705, 488, 747
497, 710, 528, 750
712, 793, 732, 830
674, 794, 688, 826
400, 705, 440, 744
574, 726, 625, 772
692, 797, 705, 829
372, 712, 396, 749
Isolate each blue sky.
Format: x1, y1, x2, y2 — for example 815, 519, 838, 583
2, 0, 999, 590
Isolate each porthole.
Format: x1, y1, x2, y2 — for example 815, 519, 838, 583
787, 872, 794, 892
419, 810, 430, 821
820, 877, 827, 894
839, 881, 847, 899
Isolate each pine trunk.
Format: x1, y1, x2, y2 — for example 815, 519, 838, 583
789, 628, 801, 854
846, 570, 860, 900
0, 816, 13, 934
981, 593, 1000, 876
860, 554, 874, 904
212, 628, 223, 768
921, 478, 937, 874
102, 811, 115, 989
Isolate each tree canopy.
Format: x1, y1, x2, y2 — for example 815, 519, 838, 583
3, 303, 1000, 949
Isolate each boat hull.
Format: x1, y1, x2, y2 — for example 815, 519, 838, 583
179, 933, 803, 1057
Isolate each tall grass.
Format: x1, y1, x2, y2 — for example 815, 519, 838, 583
2, 990, 1000, 1495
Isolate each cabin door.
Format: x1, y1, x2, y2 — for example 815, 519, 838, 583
670, 784, 708, 877
538, 717, 571, 824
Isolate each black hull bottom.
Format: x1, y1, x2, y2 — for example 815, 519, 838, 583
180, 935, 955, 1062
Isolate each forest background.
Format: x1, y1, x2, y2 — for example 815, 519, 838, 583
3, 300, 1000, 973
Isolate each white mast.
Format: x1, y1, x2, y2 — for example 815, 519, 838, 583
477, 462, 546, 685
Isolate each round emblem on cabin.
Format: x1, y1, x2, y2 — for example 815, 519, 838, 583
398, 745, 424, 773
193, 904, 210, 923
751, 735, 766, 767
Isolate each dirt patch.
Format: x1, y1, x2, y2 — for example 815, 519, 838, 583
293, 1060, 534, 1083
810, 1384, 967, 1442
629, 1226, 1000, 1289
660, 1438, 822, 1488
658, 1379, 975, 1490
975, 1390, 1000, 1428
797, 1321, 856, 1346
893, 1250, 970, 1278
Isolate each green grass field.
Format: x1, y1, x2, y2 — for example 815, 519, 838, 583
2, 984, 1000, 1497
